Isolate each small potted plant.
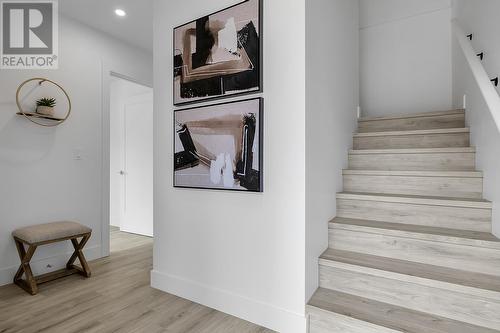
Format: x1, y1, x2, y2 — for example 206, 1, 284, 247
36, 98, 56, 116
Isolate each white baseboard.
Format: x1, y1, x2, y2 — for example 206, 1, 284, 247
151, 270, 307, 333
0, 245, 102, 287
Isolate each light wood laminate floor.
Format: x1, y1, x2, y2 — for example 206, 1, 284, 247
0, 228, 274, 333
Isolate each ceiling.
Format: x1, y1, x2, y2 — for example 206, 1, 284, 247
59, 0, 153, 53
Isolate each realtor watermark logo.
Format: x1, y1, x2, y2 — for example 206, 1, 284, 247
1, 0, 58, 69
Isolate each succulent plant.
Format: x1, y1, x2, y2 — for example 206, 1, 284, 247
36, 97, 56, 108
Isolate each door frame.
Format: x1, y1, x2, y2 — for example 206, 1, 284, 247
101, 64, 153, 257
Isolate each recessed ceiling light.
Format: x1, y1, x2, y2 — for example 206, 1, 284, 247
115, 9, 126, 17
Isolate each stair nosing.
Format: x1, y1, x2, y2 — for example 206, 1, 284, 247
349, 147, 476, 154
342, 169, 483, 178
336, 192, 492, 209
329, 217, 498, 245
305, 304, 402, 333
354, 127, 470, 138
319, 248, 500, 295
307, 288, 499, 333
358, 109, 465, 122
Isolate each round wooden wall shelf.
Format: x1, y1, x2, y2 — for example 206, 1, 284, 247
16, 78, 72, 127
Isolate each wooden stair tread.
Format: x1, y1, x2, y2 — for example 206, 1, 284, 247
307, 288, 500, 333
353, 127, 469, 137
342, 169, 482, 177
357, 109, 466, 134
349, 147, 476, 154
330, 217, 499, 242
320, 248, 500, 293
358, 109, 465, 122
337, 192, 492, 208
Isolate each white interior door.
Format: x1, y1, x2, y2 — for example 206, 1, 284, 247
122, 93, 153, 236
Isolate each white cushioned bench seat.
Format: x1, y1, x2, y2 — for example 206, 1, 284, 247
12, 221, 92, 245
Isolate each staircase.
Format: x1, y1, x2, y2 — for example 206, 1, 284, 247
306, 109, 500, 332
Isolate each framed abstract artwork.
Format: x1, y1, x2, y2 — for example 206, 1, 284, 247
174, 98, 263, 192
173, 0, 262, 105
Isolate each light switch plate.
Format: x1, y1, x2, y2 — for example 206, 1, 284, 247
73, 148, 83, 160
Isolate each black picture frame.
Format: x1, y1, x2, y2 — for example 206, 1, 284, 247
173, 0, 263, 106
173, 97, 263, 192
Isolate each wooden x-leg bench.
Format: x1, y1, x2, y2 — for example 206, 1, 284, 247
12, 221, 92, 295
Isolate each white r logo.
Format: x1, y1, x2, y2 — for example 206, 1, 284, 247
9, 8, 48, 48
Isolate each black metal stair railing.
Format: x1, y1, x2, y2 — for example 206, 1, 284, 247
468, 33, 498, 88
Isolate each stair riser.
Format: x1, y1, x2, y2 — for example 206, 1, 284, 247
354, 132, 469, 150
348, 152, 475, 171
308, 307, 401, 333
319, 265, 500, 330
358, 113, 465, 133
337, 198, 491, 232
343, 174, 483, 199
329, 227, 500, 276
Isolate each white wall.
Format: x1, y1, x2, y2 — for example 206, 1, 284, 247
360, 0, 453, 117
305, 0, 359, 302
109, 78, 152, 229
0, 16, 152, 286
152, 0, 307, 332
452, 0, 500, 235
